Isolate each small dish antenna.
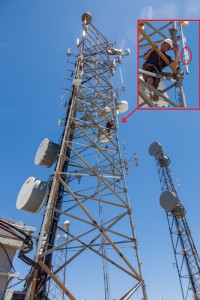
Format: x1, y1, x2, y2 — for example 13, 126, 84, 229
82, 12, 92, 24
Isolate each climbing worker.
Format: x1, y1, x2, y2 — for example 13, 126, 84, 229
106, 117, 116, 135
142, 38, 179, 100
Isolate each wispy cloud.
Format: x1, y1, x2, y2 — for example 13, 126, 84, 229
139, 1, 200, 19
139, 6, 153, 19
120, 38, 126, 50
126, 25, 135, 43
140, 3, 177, 19
185, 1, 200, 17
118, 25, 135, 50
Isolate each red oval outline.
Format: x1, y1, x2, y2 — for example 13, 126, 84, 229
180, 46, 192, 65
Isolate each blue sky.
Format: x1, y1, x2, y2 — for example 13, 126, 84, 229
1, 1, 200, 299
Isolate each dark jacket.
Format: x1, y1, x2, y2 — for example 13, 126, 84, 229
143, 49, 174, 72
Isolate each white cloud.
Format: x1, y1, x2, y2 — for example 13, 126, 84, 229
118, 25, 135, 50
139, 6, 153, 19
126, 25, 135, 44
139, 3, 177, 19
153, 3, 177, 18
120, 38, 126, 50
185, 1, 200, 17
139, 1, 200, 19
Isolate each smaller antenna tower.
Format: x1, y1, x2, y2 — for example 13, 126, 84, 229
149, 142, 200, 300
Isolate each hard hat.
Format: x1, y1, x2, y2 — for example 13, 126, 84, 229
163, 38, 173, 49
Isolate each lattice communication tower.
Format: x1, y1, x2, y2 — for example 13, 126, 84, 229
149, 142, 200, 300
16, 12, 147, 300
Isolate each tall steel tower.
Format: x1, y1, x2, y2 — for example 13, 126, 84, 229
138, 21, 190, 108
149, 142, 200, 300
17, 13, 147, 300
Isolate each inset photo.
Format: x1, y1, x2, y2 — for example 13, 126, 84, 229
138, 20, 199, 109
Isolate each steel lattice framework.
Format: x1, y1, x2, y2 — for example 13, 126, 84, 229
152, 146, 200, 300
25, 13, 147, 300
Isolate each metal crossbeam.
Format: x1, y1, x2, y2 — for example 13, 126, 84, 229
140, 79, 179, 107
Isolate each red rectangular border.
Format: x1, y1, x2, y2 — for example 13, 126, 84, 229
137, 19, 200, 110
